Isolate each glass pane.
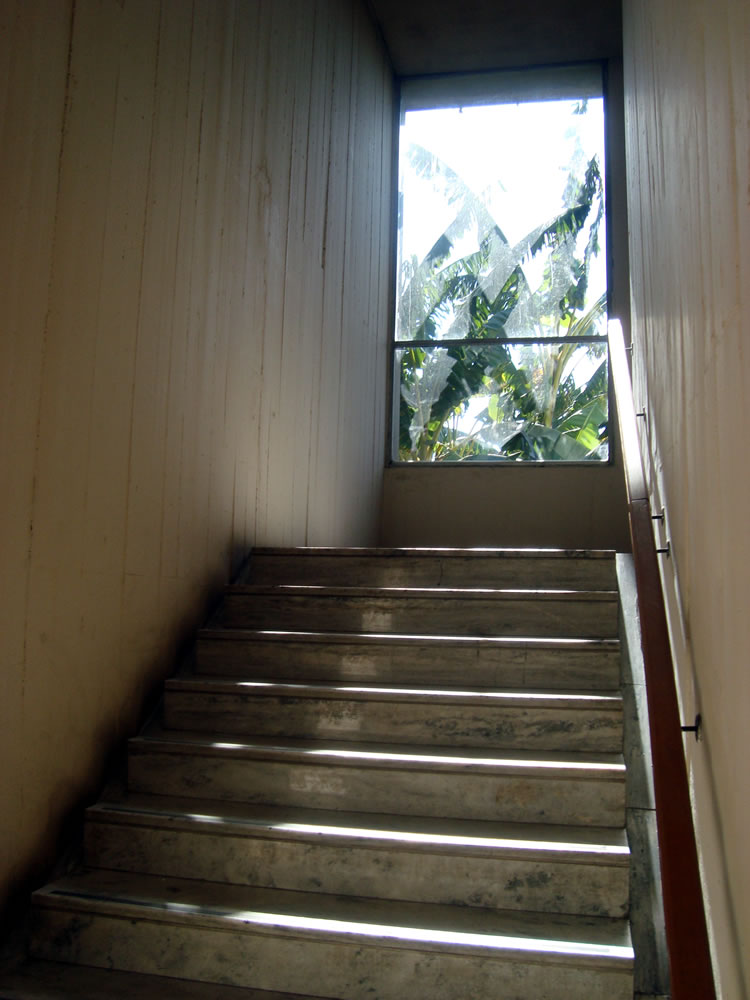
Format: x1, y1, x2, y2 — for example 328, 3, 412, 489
396, 341, 608, 462
396, 98, 607, 343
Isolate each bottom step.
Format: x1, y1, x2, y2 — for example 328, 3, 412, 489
0, 961, 320, 999
31, 871, 633, 1000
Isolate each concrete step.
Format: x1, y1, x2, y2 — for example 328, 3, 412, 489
127, 727, 626, 828
84, 794, 630, 917
195, 628, 621, 690
163, 676, 623, 752
21, 546, 637, 999
30, 871, 634, 1000
0, 961, 310, 999
212, 585, 619, 639
243, 546, 618, 590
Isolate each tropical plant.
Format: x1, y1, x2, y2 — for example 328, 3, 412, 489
396, 132, 609, 462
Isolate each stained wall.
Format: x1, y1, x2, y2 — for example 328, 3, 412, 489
0, 0, 393, 913
623, 1, 749, 995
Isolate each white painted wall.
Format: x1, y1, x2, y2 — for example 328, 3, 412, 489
0, 0, 393, 914
623, 2, 750, 995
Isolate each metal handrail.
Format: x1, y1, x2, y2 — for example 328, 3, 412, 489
608, 319, 716, 999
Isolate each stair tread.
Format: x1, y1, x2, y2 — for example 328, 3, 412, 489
166, 674, 623, 709
0, 961, 316, 1000
132, 724, 626, 777
194, 628, 621, 691
248, 546, 616, 559
211, 589, 619, 639
226, 584, 618, 600
34, 870, 633, 962
198, 628, 620, 649
87, 793, 630, 863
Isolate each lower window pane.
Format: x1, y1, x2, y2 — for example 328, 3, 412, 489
396, 342, 608, 462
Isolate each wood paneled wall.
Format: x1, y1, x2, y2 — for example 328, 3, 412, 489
0, 0, 393, 913
623, 2, 750, 996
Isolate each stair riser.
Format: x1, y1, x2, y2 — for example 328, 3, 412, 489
30, 905, 633, 1000
163, 692, 623, 752
215, 594, 619, 638
128, 750, 626, 827
85, 821, 629, 917
246, 554, 617, 591
195, 636, 621, 690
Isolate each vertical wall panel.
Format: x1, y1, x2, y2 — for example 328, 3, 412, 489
0, 0, 73, 920
623, 2, 750, 996
0, 0, 394, 914
310, 1, 354, 541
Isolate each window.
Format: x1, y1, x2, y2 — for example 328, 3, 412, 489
392, 67, 609, 463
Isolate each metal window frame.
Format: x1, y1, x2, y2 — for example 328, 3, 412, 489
388, 63, 613, 468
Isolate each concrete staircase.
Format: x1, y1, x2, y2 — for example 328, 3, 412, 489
16, 547, 635, 998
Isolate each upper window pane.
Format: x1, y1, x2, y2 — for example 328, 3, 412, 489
395, 96, 607, 343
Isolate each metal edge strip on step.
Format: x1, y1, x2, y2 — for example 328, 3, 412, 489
165, 676, 624, 710
197, 629, 621, 649
248, 546, 617, 559
224, 584, 619, 602
86, 801, 631, 864
128, 733, 627, 780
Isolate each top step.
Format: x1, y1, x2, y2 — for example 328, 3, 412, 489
242, 547, 617, 591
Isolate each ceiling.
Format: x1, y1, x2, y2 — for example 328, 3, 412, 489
366, 0, 623, 77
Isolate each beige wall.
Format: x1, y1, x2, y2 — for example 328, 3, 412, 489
623, 1, 749, 996
0, 0, 393, 915
380, 466, 631, 550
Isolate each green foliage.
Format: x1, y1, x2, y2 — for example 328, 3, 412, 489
397, 135, 609, 463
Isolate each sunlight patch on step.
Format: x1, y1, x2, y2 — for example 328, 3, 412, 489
232, 682, 617, 702
294, 748, 624, 771
207, 742, 625, 771
267, 822, 629, 855
243, 630, 610, 645
155, 901, 633, 960
362, 611, 393, 631
273, 585, 583, 596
